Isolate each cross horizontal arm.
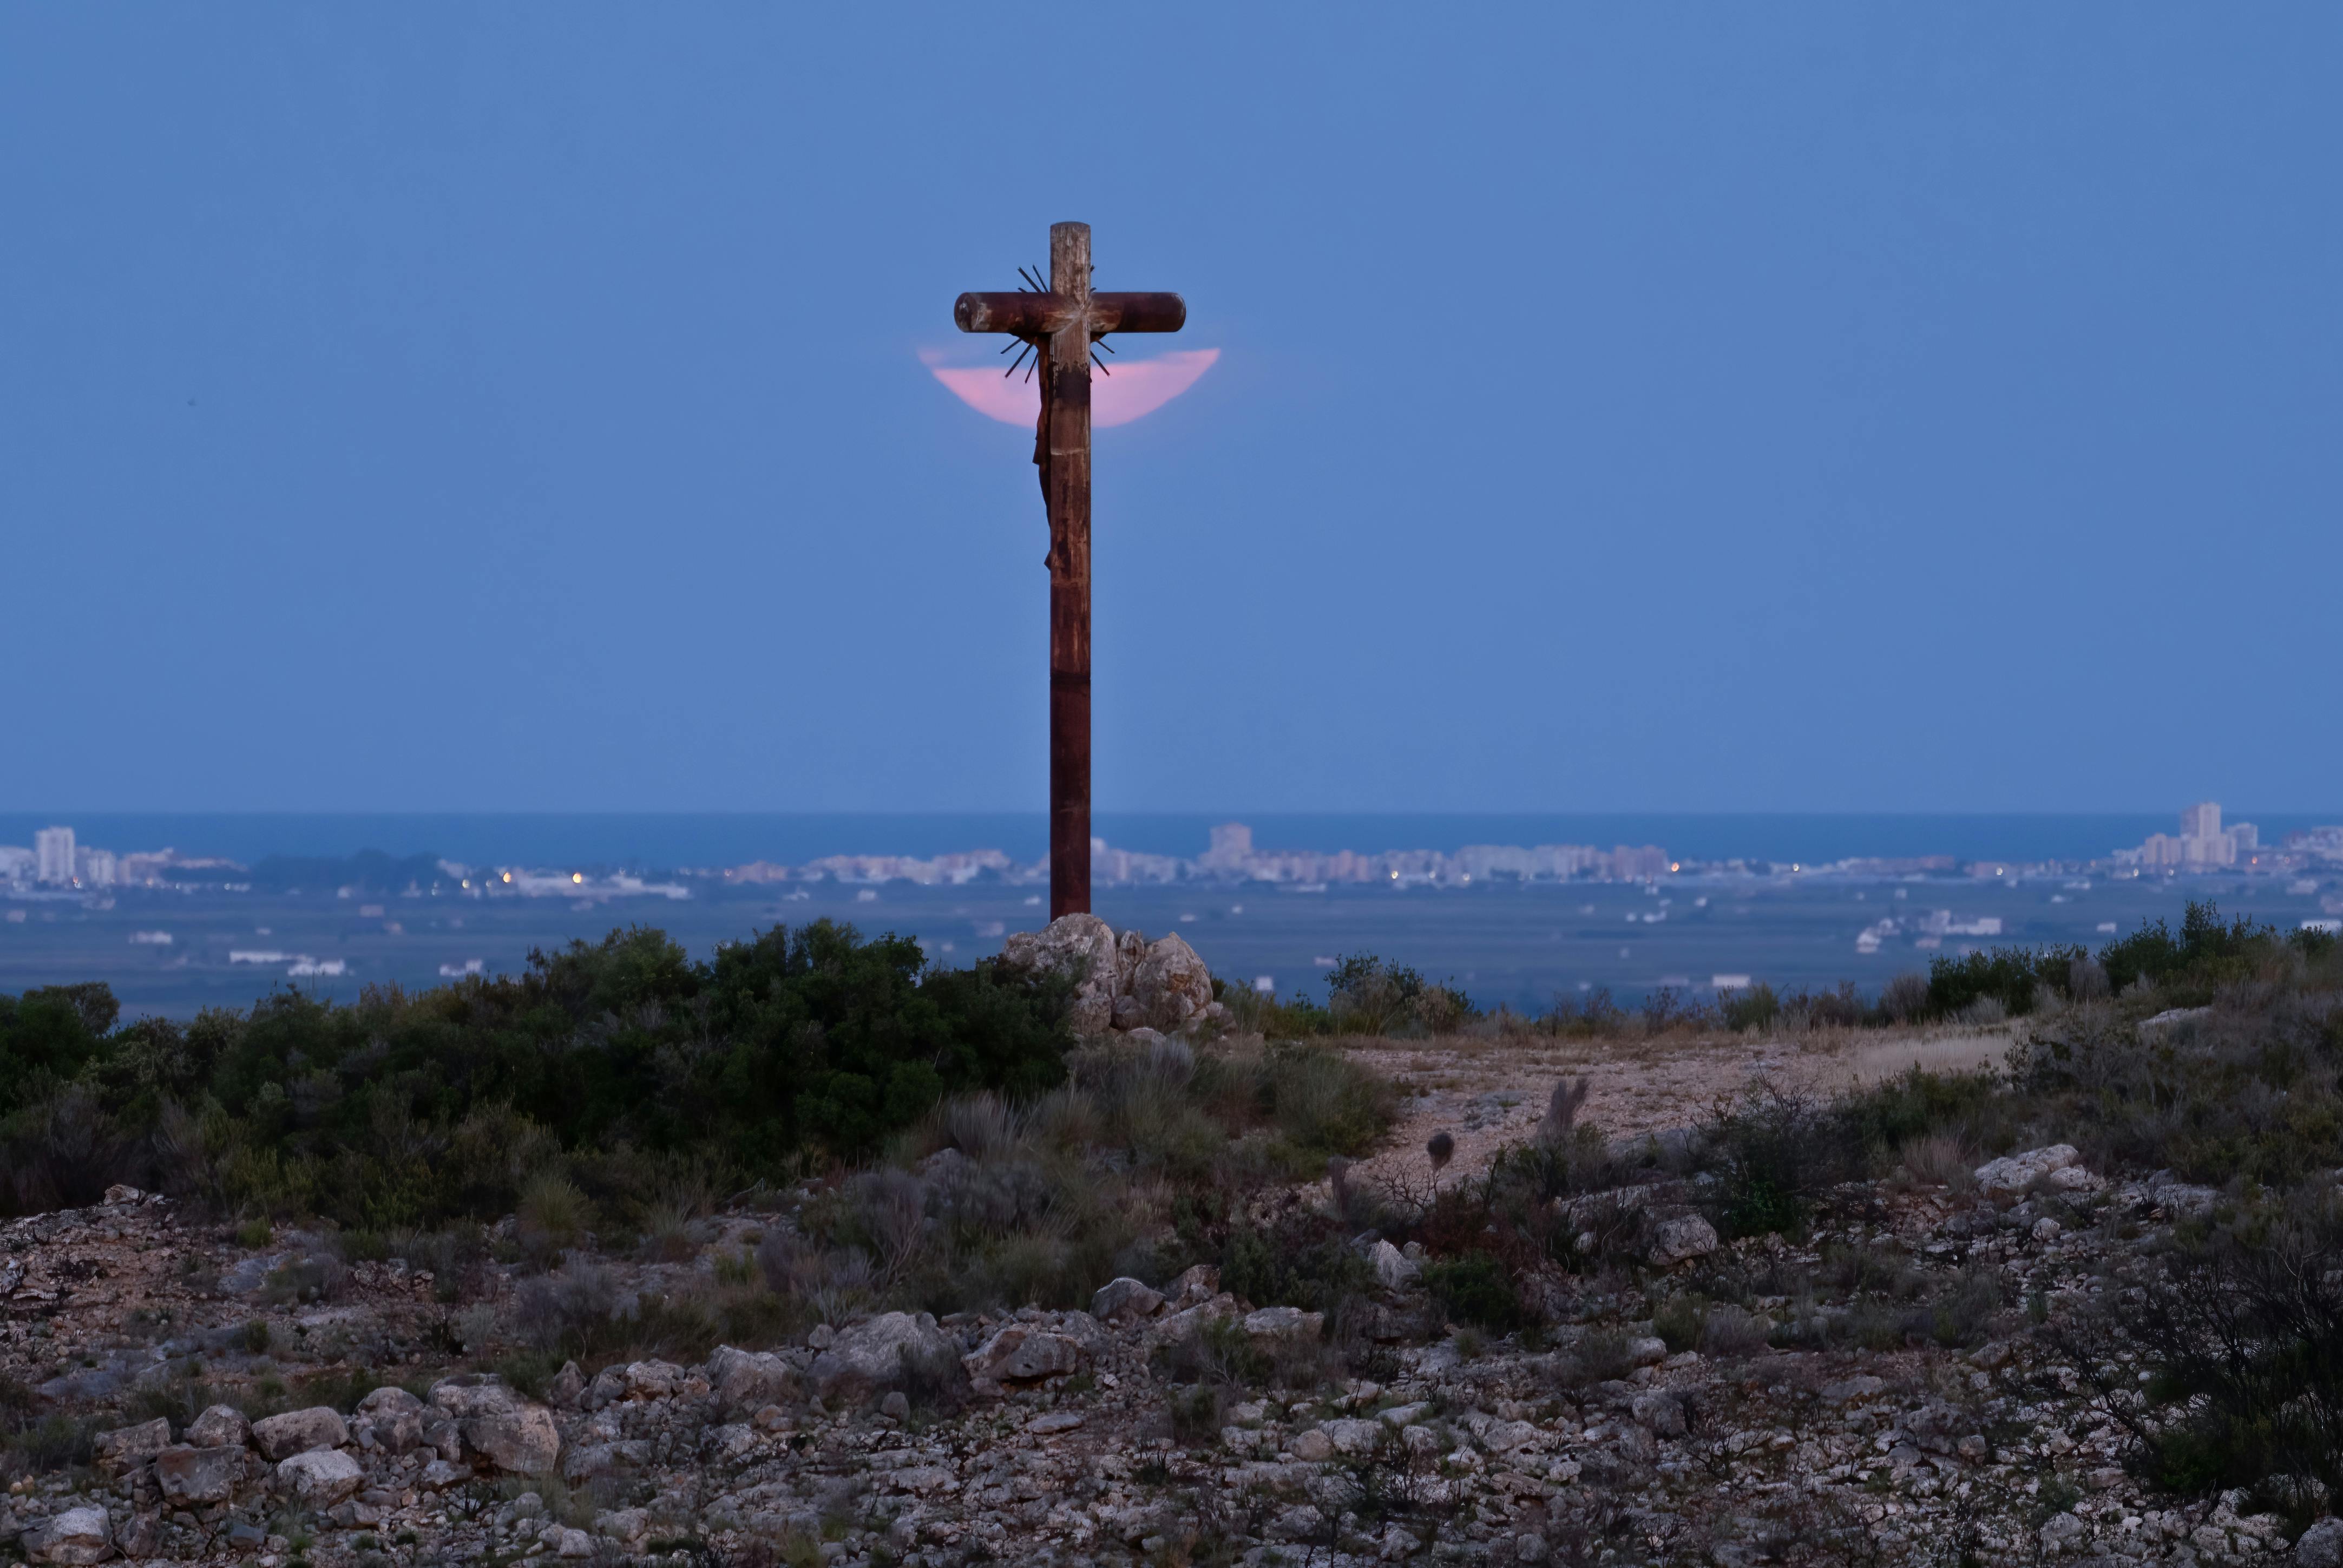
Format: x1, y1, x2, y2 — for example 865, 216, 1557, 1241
953, 292, 1186, 337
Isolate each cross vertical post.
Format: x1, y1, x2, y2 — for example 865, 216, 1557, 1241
954, 224, 1186, 920
1044, 222, 1093, 921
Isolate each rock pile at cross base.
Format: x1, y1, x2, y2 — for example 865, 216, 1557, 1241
0, 1158, 2320, 1566
996, 915, 1228, 1039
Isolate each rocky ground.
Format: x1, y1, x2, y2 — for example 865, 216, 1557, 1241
2, 1044, 2337, 1567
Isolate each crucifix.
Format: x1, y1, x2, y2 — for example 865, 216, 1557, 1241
955, 221, 1185, 919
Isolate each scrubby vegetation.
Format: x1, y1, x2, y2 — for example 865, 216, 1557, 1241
1226, 899, 2335, 1044
0, 920, 1075, 1227
1198, 902, 2343, 1514
6, 898, 2341, 1525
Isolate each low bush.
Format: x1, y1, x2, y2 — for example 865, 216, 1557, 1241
1926, 944, 2086, 1021
1218, 1209, 1374, 1318
1719, 983, 1780, 1033
2077, 1191, 2343, 1508
1421, 1251, 1525, 1333
1695, 1084, 1867, 1240
0, 919, 1076, 1226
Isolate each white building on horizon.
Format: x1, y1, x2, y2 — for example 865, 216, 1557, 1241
2124, 802, 2259, 870
34, 826, 76, 885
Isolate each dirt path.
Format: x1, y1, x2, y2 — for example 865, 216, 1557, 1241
1339, 1024, 2011, 1191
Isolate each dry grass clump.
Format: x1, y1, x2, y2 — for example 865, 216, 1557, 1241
1898, 1132, 1977, 1193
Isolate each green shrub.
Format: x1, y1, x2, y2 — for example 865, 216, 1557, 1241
1835, 1067, 2008, 1155
1421, 1251, 1525, 1333
1925, 944, 2087, 1021
516, 1173, 591, 1263
1719, 983, 1780, 1032
2080, 1191, 2343, 1506
1653, 1294, 1703, 1354
1697, 1085, 1866, 1239
0, 919, 1075, 1225
1219, 1213, 1371, 1317
2099, 900, 2276, 998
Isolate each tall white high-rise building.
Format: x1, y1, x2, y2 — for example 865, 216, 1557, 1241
1201, 822, 1255, 870
34, 826, 76, 885
2180, 801, 2222, 840
77, 848, 119, 889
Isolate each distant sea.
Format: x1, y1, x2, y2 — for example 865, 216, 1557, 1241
2, 811, 2335, 870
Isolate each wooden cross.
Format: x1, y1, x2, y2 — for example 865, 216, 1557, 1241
955, 221, 1185, 919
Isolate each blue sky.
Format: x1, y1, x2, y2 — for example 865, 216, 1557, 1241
4, 6, 2337, 815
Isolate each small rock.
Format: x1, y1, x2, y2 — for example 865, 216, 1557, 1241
1630, 1390, 1685, 1437
999, 914, 1120, 1035
1625, 1336, 1669, 1367
354, 1386, 426, 1454
430, 1375, 561, 1474
2038, 1511, 2088, 1552
1242, 1305, 1323, 1339
92, 1415, 173, 1475
1821, 1375, 1886, 1403
1290, 1429, 1335, 1461
1483, 1419, 1541, 1452
2032, 1217, 2062, 1242
251, 1406, 349, 1461
963, 1325, 1087, 1394
278, 1448, 364, 1506
546, 1360, 586, 1408
706, 1345, 803, 1412
2296, 1518, 2343, 1568
1368, 1240, 1419, 1290
541, 1524, 596, 1558
186, 1404, 251, 1448
22, 1506, 111, 1565
620, 1360, 685, 1400
419, 1458, 474, 1490
1027, 1411, 1085, 1435
594, 1507, 650, 1545
1323, 1418, 1383, 1454
879, 1390, 911, 1420
156, 1443, 245, 1504
1091, 1277, 1165, 1322
1167, 1263, 1220, 1305
1645, 1215, 1719, 1266
812, 1311, 963, 1405
1131, 933, 1215, 1032
1976, 1144, 2097, 1197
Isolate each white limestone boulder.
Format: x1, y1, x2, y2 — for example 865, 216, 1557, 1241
1132, 934, 1215, 1032
278, 1448, 363, 1506
809, 1311, 962, 1406
23, 1506, 112, 1565
998, 914, 1120, 1035
251, 1406, 348, 1461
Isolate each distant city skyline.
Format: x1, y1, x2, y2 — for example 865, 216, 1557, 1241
9, 800, 2338, 897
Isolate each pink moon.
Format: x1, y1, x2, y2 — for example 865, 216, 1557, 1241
925, 347, 1219, 428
